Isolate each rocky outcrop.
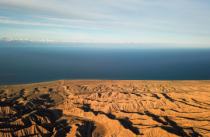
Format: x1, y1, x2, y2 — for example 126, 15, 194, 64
0, 89, 70, 137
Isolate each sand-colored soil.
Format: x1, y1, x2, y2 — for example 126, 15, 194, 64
0, 80, 210, 137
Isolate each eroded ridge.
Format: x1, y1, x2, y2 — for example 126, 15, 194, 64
1, 80, 210, 137
0, 89, 70, 137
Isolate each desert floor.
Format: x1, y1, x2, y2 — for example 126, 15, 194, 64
0, 80, 210, 137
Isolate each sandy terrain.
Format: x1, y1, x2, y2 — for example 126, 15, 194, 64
0, 80, 210, 137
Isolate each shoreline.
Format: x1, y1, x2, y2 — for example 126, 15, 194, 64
1, 79, 210, 86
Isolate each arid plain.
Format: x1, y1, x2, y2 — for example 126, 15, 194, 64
0, 80, 210, 137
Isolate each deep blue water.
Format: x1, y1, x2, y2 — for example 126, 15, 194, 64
0, 41, 210, 84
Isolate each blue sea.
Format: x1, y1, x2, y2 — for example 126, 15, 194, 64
0, 41, 210, 85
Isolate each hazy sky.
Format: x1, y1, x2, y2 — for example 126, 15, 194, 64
0, 0, 210, 46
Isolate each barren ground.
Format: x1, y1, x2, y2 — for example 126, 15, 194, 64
0, 80, 210, 137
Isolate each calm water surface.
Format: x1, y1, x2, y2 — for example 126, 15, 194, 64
0, 42, 210, 84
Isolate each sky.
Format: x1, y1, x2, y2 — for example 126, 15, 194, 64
0, 0, 210, 47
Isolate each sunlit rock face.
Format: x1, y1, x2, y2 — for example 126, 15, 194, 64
1, 80, 210, 137
0, 89, 70, 137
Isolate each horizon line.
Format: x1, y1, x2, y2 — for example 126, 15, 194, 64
1, 40, 210, 49
0, 39, 210, 46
